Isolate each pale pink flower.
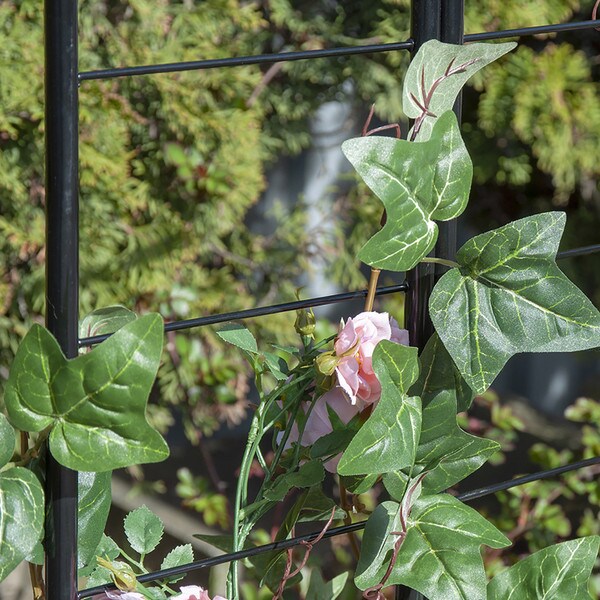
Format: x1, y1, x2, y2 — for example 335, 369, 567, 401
103, 592, 145, 600
171, 586, 227, 600
284, 387, 361, 473
333, 312, 409, 406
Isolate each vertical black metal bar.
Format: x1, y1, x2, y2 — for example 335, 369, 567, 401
436, 0, 464, 267
399, 2, 444, 599
404, 0, 441, 352
44, 1, 79, 599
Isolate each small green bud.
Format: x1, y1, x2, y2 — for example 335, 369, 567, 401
96, 557, 138, 591
316, 350, 339, 376
295, 308, 316, 337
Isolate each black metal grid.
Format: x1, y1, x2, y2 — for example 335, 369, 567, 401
42, 1, 600, 598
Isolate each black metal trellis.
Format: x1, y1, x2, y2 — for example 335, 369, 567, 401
43, 1, 600, 599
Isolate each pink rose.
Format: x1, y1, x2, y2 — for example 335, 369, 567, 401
102, 592, 145, 600
172, 586, 227, 600
334, 312, 409, 406
283, 387, 361, 473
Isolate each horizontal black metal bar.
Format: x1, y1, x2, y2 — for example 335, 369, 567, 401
464, 18, 600, 42
77, 455, 600, 597
557, 244, 600, 260
78, 282, 409, 347
78, 239, 600, 348
78, 40, 414, 81
78, 19, 600, 82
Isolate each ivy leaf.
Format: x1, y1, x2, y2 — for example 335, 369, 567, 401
0, 413, 15, 467
79, 305, 137, 341
385, 334, 498, 495
488, 537, 600, 600
160, 544, 194, 583
415, 333, 474, 412
216, 323, 258, 354
5, 314, 169, 471
337, 342, 421, 476
356, 495, 509, 599
306, 570, 348, 600
124, 505, 164, 555
0, 467, 45, 582
430, 212, 600, 393
78, 471, 112, 570
263, 461, 325, 501
343, 111, 472, 271
297, 486, 345, 523
403, 40, 516, 142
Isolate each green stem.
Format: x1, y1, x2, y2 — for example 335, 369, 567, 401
420, 256, 459, 269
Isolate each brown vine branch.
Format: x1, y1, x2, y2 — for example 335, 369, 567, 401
272, 507, 336, 600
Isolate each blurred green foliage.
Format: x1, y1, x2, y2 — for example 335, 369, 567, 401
0, 0, 598, 443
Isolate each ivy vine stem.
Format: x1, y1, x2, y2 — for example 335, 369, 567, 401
420, 256, 459, 269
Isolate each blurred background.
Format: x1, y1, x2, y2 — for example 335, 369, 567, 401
0, 0, 599, 598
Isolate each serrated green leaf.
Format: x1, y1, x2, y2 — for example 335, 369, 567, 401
356, 495, 509, 599
79, 534, 121, 578
0, 413, 15, 468
264, 461, 325, 501
5, 314, 169, 471
78, 471, 112, 570
124, 505, 164, 555
0, 467, 45, 582
79, 305, 137, 340
306, 570, 348, 600
216, 323, 258, 354
430, 212, 600, 393
297, 486, 345, 523
343, 111, 472, 271
160, 544, 194, 583
262, 351, 288, 380
488, 536, 600, 600
337, 342, 421, 476
403, 40, 516, 142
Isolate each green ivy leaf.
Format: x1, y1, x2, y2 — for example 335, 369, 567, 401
78, 471, 112, 570
415, 333, 474, 412
0, 467, 45, 582
216, 323, 258, 354
0, 413, 15, 467
306, 570, 348, 600
488, 536, 600, 599
5, 314, 169, 471
430, 212, 600, 393
413, 393, 499, 494
343, 111, 472, 271
264, 461, 325, 501
403, 40, 516, 142
124, 505, 164, 555
356, 495, 509, 599
79, 305, 137, 340
337, 342, 421, 476
160, 544, 194, 583
383, 334, 498, 495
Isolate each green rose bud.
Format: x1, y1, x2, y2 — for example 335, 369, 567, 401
316, 350, 340, 376
295, 307, 316, 337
